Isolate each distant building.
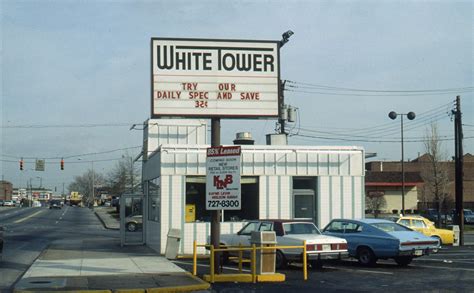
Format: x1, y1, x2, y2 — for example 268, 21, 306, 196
1, 181, 13, 201
366, 153, 474, 211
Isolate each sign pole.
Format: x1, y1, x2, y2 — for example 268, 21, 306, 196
210, 117, 221, 273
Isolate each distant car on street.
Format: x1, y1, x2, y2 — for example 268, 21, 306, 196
49, 200, 62, 209
397, 215, 455, 245
451, 209, 474, 224
220, 220, 349, 269
3, 201, 14, 207
323, 218, 439, 266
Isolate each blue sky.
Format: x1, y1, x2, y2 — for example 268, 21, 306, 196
1, 0, 473, 190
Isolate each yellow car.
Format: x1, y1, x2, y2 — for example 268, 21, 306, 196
397, 216, 455, 245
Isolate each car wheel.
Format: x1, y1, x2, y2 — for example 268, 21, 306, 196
126, 222, 137, 232
394, 256, 413, 266
434, 236, 443, 246
310, 260, 323, 270
275, 250, 287, 269
357, 247, 377, 266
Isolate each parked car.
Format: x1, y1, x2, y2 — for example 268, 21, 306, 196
219, 220, 349, 269
3, 201, 14, 207
421, 209, 452, 225
397, 215, 455, 245
450, 209, 474, 224
322, 218, 439, 266
125, 214, 143, 232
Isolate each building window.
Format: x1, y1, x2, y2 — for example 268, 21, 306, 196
148, 178, 160, 222
185, 176, 259, 222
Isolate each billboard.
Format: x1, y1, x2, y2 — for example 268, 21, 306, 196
206, 146, 241, 210
151, 38, 280, 118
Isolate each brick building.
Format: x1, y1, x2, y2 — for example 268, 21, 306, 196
366, 153, 474, 211
1, 180, 13, 201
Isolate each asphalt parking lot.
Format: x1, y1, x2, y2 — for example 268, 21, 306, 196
173, 244, 474, 292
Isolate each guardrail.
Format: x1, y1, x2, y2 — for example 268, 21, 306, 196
192, 240, 308, 283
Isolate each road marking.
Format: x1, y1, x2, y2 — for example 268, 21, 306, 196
414, 264, 474, 272
324, 266, 394, 275
13, 210, 44, 223
171, 260, 251, 272
416, 258, 474, 264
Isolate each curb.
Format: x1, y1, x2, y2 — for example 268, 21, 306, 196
145, 273, 211, 293
94, 209, 120, 230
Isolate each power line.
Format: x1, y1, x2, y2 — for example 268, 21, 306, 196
285, 80, 474, 94
292, 133, 474, 143
1, 123, 137, 129
0, 145, 142, 160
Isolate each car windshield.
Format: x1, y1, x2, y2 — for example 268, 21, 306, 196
371, 222, 411, 232
283, 223, 320, 235
465, 210, 473, 215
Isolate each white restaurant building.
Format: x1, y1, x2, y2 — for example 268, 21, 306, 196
141, 119, 365, 255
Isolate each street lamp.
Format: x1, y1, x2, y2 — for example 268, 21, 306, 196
389, 111, 416, 215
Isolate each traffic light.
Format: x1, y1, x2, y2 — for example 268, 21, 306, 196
60, 158, 64, 170
20, 158, 24, 170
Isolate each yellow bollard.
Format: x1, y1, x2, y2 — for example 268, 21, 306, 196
252, 244, 257, 283
238, 243, 243, 273
210, 245, 215, 283
303, 240, 307, 280
193, 240, 197, 276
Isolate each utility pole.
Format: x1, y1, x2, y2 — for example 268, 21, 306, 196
453, 95, 464, 245
210, 117, 221, 273
278, 80, 286, 135
130, 157, 134, 193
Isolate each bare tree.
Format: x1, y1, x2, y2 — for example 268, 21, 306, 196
366, 192, 387, 218
420, 123, 450, 226
68, 169, 105, 206
107, 154, 140, 196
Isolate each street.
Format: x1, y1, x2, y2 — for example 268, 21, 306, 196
0, 206, 117, 292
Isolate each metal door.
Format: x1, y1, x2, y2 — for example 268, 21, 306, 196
120, 193, 144, 246
293, 189, 315, 220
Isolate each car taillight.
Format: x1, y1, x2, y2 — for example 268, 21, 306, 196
330, 243, 348, 250
316, 244, 323, 251
306, 244, 316, 251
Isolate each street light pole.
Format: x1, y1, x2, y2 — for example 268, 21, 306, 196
389, 111, 416, 215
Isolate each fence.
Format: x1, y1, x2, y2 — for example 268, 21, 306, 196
192, 240, 308, 283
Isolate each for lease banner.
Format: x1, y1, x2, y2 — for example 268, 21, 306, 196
206, 146, 241, 210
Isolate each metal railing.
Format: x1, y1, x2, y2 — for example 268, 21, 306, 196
192, 240, 308, 283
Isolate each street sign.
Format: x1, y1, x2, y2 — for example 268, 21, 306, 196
35, 159, 45, 171
206, 146, 241, 210
151, 38, 280, 118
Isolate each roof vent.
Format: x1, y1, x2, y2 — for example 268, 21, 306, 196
233, 132, 254, 145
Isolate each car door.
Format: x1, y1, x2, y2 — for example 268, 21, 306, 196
323, 220, 357, 256
412, 219, 429, 236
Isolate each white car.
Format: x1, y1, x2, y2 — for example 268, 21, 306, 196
3, 201, 14, 207
220, 220, 349, 269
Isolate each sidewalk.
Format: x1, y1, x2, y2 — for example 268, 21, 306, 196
13, 208, 210, 292
94, 207, 120, 230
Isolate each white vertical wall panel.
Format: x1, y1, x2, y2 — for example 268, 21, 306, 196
264, 153, 275, 175
350, 153, 363, 176
259, 176, 268, 218
319, 177, 331, 227
342, 177, 353, 219
160, 175, 170, 254
331, 177, 341, 220
267, 176, 280, 219
329, 154, 339, 175
318, 154, 329, 176
353, 177, 363, 218
253, 153, 265, 174
339, 154, 350, 176
279, 176, 291, 219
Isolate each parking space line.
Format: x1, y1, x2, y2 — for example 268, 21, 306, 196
324, 266, 394, 275
414, 264, 474, 272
